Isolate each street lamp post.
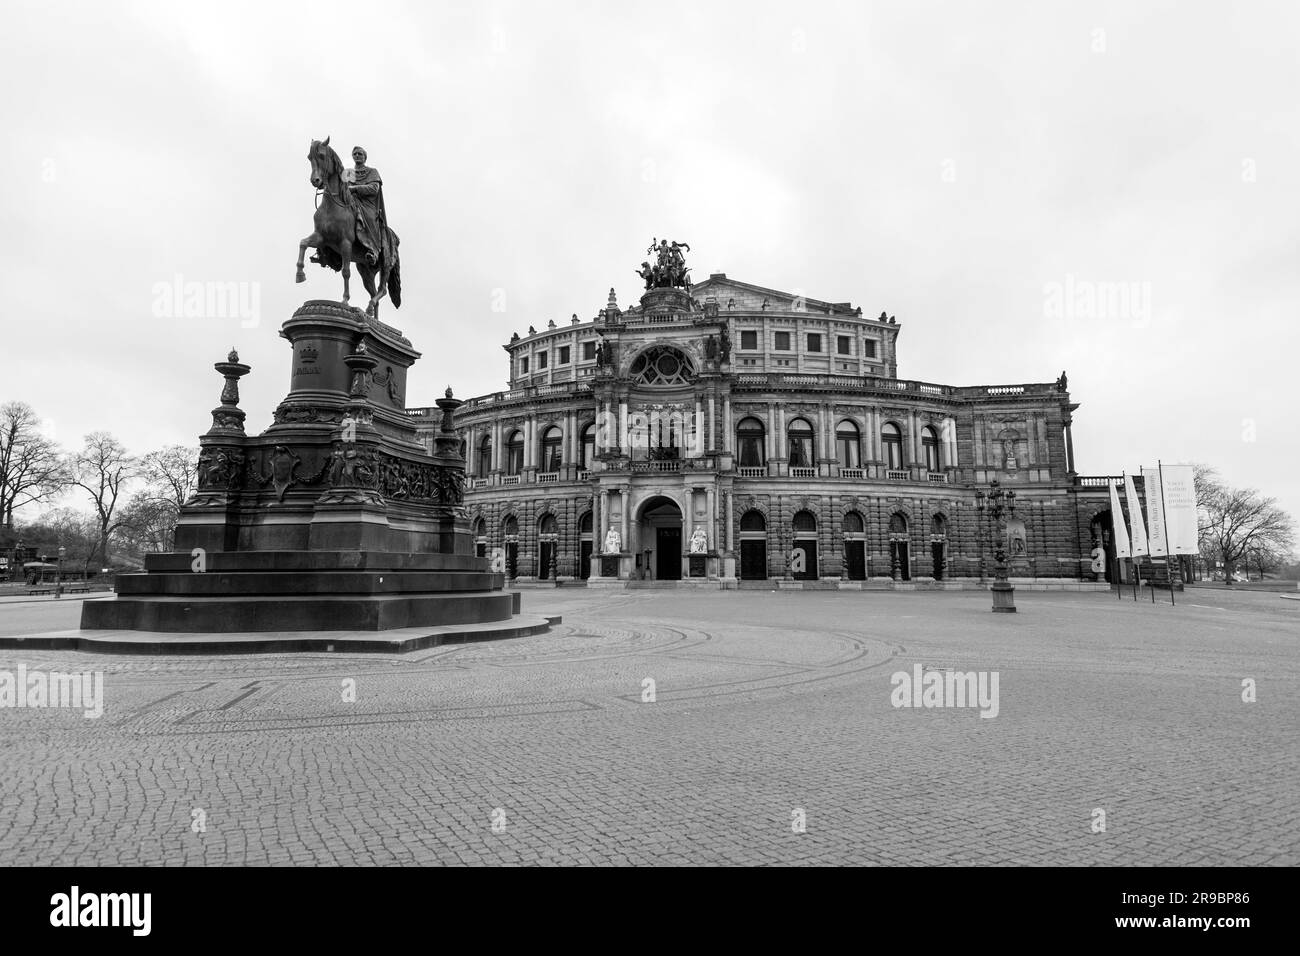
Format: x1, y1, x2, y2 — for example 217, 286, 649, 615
55, 545, 66, 599
975, 480, 1017, 613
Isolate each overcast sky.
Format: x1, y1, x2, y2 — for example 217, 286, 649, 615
3, 0, 1297, 524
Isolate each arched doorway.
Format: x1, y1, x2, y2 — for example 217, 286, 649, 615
472, 516, 487, 559
637, 495, 683, 580
843, 511, 867, 580
1090, 510, 1115, 584
579, 510, 593, 579
502, 514, 519, 579
739, 509, 767, 580
791, 509, 818, 579
930, 514, 948, 580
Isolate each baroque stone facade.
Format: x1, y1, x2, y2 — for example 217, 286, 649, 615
413, 272, 1116, 586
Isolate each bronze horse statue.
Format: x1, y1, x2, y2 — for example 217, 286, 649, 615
296, 137, 402, 318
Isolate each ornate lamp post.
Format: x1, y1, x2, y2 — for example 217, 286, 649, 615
975, 480, 1017, 613
55, 545, 66, 599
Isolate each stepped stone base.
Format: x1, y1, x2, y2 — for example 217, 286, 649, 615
80, 550, 523, 634
12, 614, 560, 655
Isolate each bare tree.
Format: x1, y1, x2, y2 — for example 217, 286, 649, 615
0, 401, 69, 530
139, 445, 199, 512
1199, 481, 1296, 586
120, 444, 199, 552
69, 432, 137, 569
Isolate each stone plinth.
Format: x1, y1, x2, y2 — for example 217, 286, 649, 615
77, 300, 542, 645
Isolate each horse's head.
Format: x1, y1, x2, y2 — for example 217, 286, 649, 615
307, 136, 339, 190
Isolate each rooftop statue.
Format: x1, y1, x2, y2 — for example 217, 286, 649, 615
637, 238, 692, 291
296, 138, 403, 318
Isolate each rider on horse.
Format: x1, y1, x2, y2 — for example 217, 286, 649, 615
347, 146, 389, 267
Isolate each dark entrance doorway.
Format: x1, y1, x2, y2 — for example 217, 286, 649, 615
656, 527, 681, 580
843, 511, 866, 580
845, 541, 866, 580
739, 509, 768, 581
579, 511, 593, 579
931, 542, 946, 580
740, 540, 767, 579
638, 495, 683, 582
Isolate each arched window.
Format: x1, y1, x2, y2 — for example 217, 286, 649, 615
629, 345, 695, 386
505, 430, 524, 475
540, 426, 563, 473
736, 417, 766, 468
580, 511, 593, 534
458, 437, 467, 460
843, 511, 865, 534
473, 517, 486, 539
740, 510, 767, 533
882, 422, 904, 470
787, 419, 815, 468
477, 434, 492, 475
539, 513, 558, 536
931, 514, 948, 536
889, 512, 908, 535
792, 510, 817, 534
502, 514, 519, 537
836, 420, 861, 468
922, 425, 941, 472
580, 423, 596, 469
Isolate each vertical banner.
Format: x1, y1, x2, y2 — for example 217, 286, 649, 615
1142, 467, 1167, 556
1107, 479, 1131, 558
1123, 472, 1149, 556
1159, 464, 1199, 554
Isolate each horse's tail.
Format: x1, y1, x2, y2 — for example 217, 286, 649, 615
387, 231, 401, 309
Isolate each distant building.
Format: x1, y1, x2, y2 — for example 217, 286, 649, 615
412, 263, 1123, 587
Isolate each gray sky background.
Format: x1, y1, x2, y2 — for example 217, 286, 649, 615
3, 0, 1297, 528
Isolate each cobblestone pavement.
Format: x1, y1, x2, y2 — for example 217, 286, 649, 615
0, 588, 1296, 866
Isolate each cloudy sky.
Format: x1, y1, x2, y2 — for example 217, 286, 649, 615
4, 0, 1297, 524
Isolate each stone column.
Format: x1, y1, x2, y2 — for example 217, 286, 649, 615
724, 490, 734, 551
706, 486, 716, 552
1064, 415, 1076, 474
723, 396, 732, 452
707, 395, 716, 453
776, 406, 786, 459
766, 402, 776, 461
694, 398, 704, 457
599, 489, 610, 540
619, 401, 628, 453
619, 487, 629, 552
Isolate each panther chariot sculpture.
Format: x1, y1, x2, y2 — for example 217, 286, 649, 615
296, 137, 403, 319
636, 237, 692, 292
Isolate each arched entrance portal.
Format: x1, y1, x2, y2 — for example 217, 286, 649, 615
1090, 510, 1116, 585
637, 495, 683, 581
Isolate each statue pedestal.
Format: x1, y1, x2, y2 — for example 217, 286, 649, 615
76, 301, 544, 643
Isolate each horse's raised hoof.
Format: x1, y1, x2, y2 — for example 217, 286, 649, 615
295, 270, 305, 283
